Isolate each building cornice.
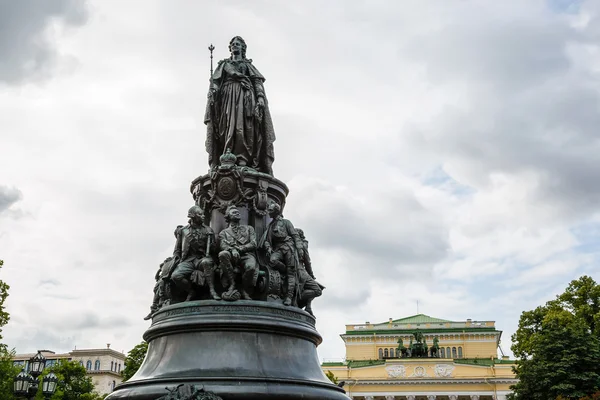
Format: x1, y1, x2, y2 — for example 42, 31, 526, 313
70, 349, 125, 359
353, 378, 519, 386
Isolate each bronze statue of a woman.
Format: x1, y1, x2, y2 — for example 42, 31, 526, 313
204, 36, 276, 175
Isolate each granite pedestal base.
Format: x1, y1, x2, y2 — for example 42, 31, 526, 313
106, 301, 347, 400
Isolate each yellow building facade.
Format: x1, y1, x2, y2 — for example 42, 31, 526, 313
322, 314, 517, 400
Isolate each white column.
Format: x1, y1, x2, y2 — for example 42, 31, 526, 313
427, 396, 436, 400
449, 396, 458, 400
365, 397, 374, 400
494, 396, 507, 400
471, 396, 480, 400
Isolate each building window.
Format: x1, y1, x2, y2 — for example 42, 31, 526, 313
111, 361, 114, 371
79, 361, 84, 367
118, 363, 121, 372
378, 348, 383, 359
111, 380, 116, 391
458, 347, 463, 358
86, 360, 92, 370
384, 348, 389, 358
389, 348, 395, 358
447, 347, 451, 358
452, 347, 457, 358
440, 347, 445, 358
95, 360, 100, 370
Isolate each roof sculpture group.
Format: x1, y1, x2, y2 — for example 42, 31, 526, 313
144, 36, 324, 321
396, 332, 441, 358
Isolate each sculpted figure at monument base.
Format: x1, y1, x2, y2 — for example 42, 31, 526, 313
260, 202, 303, 306
170, 205, 219, 302
218, 205, 259, 300
295, 228, 324, 316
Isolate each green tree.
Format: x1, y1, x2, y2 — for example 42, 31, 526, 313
0, 260, 19, 399
37, 359, 103, 400
0, 260, 10, 343
325, 370, 338, 385
121, 341, 148, 381
509, 276, 600, 399
0, 348, 20, 400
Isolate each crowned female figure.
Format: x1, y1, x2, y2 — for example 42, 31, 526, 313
204, 36, 276, 175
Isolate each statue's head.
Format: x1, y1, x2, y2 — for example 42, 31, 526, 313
187, 205, 204, 224
267, 202, 281, 218
229, 36, 247, 58
224, 205, 241, 223
296, 228, 305, 239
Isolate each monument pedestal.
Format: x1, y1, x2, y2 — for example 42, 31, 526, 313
106, 301, 347, 399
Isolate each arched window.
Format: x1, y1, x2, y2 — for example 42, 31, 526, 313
452, 347, 457, 358
389, 348, 395, 358
86, 360, 92, 370
458, 347, 463, 358
111, 380, 116, 391
118, 363, 121, 372
378, 348, 383, 359
440, 347, 445, 358
384, 348, 389, 358
447, 347, 451, 358
111, 361, 114, 371
79, 361, 83, 367
94, 360, 100, 370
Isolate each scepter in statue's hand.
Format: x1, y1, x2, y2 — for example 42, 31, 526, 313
208, 43, 215, 105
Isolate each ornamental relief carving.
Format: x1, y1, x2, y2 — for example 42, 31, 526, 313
411, 366, 428, 377
434, 363, 455, 377
385, 365, 407, 378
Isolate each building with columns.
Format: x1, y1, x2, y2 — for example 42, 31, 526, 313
12, 345, 125, 395
322, 314, 517, 400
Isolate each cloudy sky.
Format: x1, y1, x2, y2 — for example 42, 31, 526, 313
1, 0, 599, 362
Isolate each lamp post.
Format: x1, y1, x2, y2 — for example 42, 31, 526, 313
13, 351, 58, 399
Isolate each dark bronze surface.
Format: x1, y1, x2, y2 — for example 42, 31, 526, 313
107, 302, 347, 400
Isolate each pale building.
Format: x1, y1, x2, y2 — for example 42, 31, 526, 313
322, 314, 517, 400
12, 345, 125, 395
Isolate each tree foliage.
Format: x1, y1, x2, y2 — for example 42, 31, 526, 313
509, 275, 600, 399
325, 370, 338, 384
0, 260, 19, 399
0, 260, 11, 344
36, 359, 104, 400
0, 348, 20, 400
121, 341, 148, 381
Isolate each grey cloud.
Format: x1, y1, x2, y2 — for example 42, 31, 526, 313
403, 15, 573, 89
0, 185, 22, 214
394, 2, 600, 222
8, 328, 76, 354
38, 279, 60, 287
319, 289, 370, 312
0, 0, 88, 84
67, 312, 131, 331
287, 179, 449, 279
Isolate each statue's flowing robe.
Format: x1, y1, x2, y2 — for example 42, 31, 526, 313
204, 58, 276, 175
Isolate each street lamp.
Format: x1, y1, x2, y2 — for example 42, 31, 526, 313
13, 351, 58, 399
29, 351, 46, 378
41, 372, 58, 397
13, 370, 33, 397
